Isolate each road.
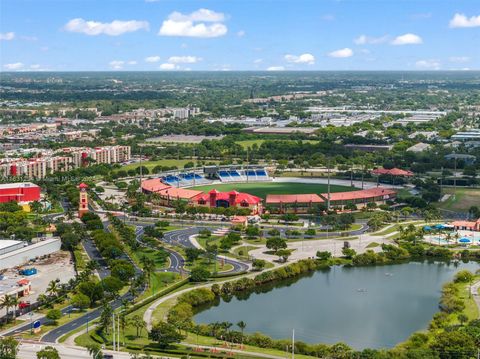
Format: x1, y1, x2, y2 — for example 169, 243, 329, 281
2, 216, 146, 342
162, 227, 250, 274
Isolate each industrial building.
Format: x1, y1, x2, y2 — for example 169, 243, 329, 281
0, 237, 61, 270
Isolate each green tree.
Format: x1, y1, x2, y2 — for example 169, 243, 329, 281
237, 321, 247, 347
276, 249, 291, 262
0, 337, 19, 359
37, 346, 60, 359
252, 259, 266, 271
149, 322, 185, 349
86, 343, 102, 359
342, 247, 356, 259
316, 251, 332, 261
131, 314, 146, 338
190, 266, 211, 282
266, 237, 287, 253
70, 293, 90, 310
430, 330, 476, 358
46, 309, 62, 324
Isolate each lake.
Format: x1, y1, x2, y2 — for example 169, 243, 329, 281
194, 261, 478, 349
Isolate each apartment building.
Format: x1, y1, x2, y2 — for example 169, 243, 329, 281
0, 146, 131, 179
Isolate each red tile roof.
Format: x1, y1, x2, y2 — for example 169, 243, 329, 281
195, 190, 262, 205
157, 186, 203, 200
321, 187, 397, 202
141, 178, 203, 199
266, 194, 324, 204
372, 168, 414, 176
141, 178, 171, 193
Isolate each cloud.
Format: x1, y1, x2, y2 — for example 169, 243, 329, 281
64, 18, 149, 36
158, 9, 227, 38
266, 66, 285, 71
391, 33, 423, 45
354, 34, 388, 45
145, 56, 161, 63
159, 63, 179, 70
449, 13, 480, 28
30, 64, 41, 69
284, 53, 315, 65
237, 30, 246, 37
109, 60, 125, 70
415, 59, 441, 70
127, 60, 138, 65
3, 62, 24, 70
0, 32, 15, 41
253, 59, 263, 64
328, 48, 353, 58
168, 56, 201, 64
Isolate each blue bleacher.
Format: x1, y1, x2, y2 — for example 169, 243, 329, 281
256, 170, 267, 176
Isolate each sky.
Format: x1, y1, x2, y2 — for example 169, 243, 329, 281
0, 0, 479, 72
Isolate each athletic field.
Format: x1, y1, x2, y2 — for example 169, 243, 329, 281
192, 182, 355, 199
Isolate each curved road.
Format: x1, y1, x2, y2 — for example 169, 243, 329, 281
162, 227, 250, 274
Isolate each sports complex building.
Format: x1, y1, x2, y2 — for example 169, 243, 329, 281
142, 163, 397, 214
265, 187, 397, 213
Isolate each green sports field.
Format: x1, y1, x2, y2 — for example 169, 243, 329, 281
192, 182, 355, 199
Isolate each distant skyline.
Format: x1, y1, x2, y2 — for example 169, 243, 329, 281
1, 0, 479, 72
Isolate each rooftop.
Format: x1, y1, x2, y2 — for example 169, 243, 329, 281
0, 239, 23, 251
0, 182, 39, 190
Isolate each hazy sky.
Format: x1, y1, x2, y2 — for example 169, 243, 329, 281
1, 0, 479, 71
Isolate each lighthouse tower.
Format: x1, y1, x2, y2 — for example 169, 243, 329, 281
78, 183, 89, 218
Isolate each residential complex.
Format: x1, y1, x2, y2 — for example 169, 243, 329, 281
0, 145, 131, 179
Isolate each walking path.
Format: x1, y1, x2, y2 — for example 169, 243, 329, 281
470, 280, 480, 314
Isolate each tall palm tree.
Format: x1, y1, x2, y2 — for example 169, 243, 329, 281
46, 280, 59, 298
237, 321, 247, 348
10, 296, 19, 321
140, 256, 155, 293
0, 295, 13, 321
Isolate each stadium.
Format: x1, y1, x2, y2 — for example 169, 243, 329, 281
141, 165, 397, 214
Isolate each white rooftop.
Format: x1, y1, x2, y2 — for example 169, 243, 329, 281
0, 182, 39, 190
0, 240, 23, 250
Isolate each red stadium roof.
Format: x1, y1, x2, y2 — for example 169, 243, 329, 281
266, 194, 324, 204
195, 190, 262, 205
371, 168, 414, 176
141, 178, 171, 193
141, 178, 203, 199
321, 187, 396, 202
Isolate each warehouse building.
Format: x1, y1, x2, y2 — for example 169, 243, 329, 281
0, 237, 61, 270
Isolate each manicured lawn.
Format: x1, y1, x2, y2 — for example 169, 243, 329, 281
192, 182, 354, 199
118, 159, 218, 172
435, 188, 480, 212
236, 139, 319, 149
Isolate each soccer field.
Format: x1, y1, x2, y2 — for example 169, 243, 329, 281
192, 182, 355, 199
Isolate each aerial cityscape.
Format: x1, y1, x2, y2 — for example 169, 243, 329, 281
1, 0, 480, 358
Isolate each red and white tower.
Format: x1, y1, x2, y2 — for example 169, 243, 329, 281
78, 183, 89, 218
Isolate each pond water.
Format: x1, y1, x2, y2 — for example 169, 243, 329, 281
194, 261, 478, 349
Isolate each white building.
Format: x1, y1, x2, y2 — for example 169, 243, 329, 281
0, 237, 62, 270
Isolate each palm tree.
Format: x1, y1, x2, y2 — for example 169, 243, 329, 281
10, 296, 19, 321
86, 343, 102, 359
0, 295, 13, 321
131, 314, 145, 338
47, 280, 59, 298
237, 321, 247, 348
140, 256, 155, 293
